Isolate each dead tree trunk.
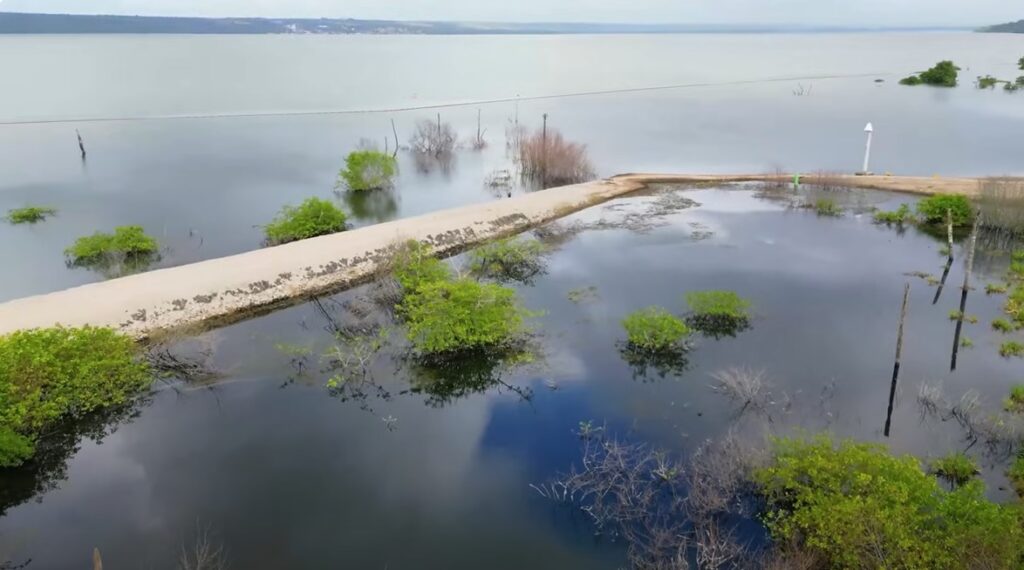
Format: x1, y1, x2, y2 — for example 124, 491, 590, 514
884, 282, 910, 437
951, 218, 979, 371
76, 129, 87, 160
390, 119, 399, 158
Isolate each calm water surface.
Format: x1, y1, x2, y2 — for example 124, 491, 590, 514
1, 185, 1021, 568
1, 33, 1023, 300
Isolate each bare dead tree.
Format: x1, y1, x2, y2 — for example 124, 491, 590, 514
76, 129, 87, 160
178, 522, 228, 570
409, 116, 456, 158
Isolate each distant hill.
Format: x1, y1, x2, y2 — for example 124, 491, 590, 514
0, 11, 969, 35
979, 20, 1024, 33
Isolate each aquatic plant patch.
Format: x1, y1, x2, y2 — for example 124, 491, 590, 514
337, 149, 398, 191
65, 225, 159, 266
6, 206, 56, 224
621, 307, 691, 353
916, 194, 973, 227
265, 197, 347, 245
468, 237, 548, 284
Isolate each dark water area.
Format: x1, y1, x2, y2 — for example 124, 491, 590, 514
2, 33, 1024, 301
3, 185, 1023, 568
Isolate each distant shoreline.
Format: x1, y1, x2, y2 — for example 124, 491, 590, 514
0, 12, 975, 35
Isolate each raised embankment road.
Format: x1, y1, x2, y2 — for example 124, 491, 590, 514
0, 173, 989, 338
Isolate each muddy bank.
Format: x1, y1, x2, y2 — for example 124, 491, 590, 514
0, 173, 1000, 338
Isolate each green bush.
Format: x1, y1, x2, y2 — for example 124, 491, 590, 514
1005, 385, 1024, 413
993, 318, 1015, 332
6, 206, 56, 224
929, 452, 979, 487
468, 237, 548, 283
0, 326, 151, 467
401, 278, 531, 355
1009, 455, 1024, 496
337, 149, 398, 191
977, 75, 1001, 89
916, 194, 973, 226
900, 60, 960, 87
813, 198, 841, 217
987, 283, 1008, 295
1019, 56, 1024, 71
873, 204, 913, 225
265, 197, 347, 245
391, 241, 451, 296
686, 290, 751, 319
65, 225, 159, 265
755, 435, 1024, 569
622, 307, 691, 352
1000, 341, 1024, 358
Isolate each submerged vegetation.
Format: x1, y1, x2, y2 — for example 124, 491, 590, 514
1004, 385, 1024, 413
65, 225, 159, 267
621, 307, 691, 353
900, 60, 960, 87
755, 435, 1024, 569
516, 127, 595, 188
1000, 341, 1024, 358
813, 197, 841, 217
0, 326, 150, 467
468, 237, 548, 283
929, 452, 979, 487
264, 197, 347, 245
685, 290, 752, 337
873, 203, 914, 225
6, 206, 56, 224
337, 149, 398, 191
916, 194, 973, 226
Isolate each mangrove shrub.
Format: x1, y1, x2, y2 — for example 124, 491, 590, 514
265, 197, 347, 245
65, 225, 159, 265
621, 307, 690, 352
915, 194, 973, 226
337, 149, 398, 191
0, 326, 151, 467
468, 237, 548, 283
755, 435, 1024, 569
900, 60, 960, 87
6, 206, 56, 224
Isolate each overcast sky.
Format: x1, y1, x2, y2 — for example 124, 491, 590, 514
0, 0, 1018, 26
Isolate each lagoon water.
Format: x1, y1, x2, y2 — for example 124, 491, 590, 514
1, 32, 1024, 569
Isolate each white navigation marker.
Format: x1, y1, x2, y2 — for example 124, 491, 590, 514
862, 122, 874, 174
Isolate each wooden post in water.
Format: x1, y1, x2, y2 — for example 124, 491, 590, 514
93, 548, 103, 570
541, 113, 548, 187
932, 210, 956, 305
884, 282, 911, 437
390, 119, 399, 158
951, 218, 979, 371
76, 129, 87, 161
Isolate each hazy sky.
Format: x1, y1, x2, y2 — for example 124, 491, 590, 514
0, 0, 1018, 26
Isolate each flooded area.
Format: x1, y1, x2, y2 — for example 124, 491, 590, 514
3, 184, 1022, 568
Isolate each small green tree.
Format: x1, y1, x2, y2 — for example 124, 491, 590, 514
622, 307, 691, 352
901, 61, 960, 87
916, 194, 973, 226
265, 197, 347, 244
337, 150, 398, 191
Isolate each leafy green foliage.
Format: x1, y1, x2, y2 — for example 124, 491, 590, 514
960, 336, 974, 348
1020, 57, 1024, 71
0, 326, 151, 467
755, 435, 1024, 569
993, 318, 1015, 332
0, 426, 35, 468
929, 452, 979, 487
6, 206, 56, 224
987, 283, 1008, 295
977, 75, 1001, 89
1004, 385, 1024, 413
468, 237, 548, 283
337, 150, 398, 191
621, 307, 690, 352
264, 197, 347, 245
901, 61, 960, 87
401, 278, 531, 355
1009, 455, 1024, 496
1000, 340, 1024, 358
873, 204, 914, 225
916, 194, 974, 226
65, 225, 158, 265
390, 241, 533, 356
686, 290, 752, 320
948, 310, 978, 323
813, 198, 841, 217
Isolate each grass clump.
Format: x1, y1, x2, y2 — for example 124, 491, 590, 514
813, 198, 841, 217
987, 283, 1008, 295
993, 318, 1015, 333
65, 225, 158, 266
900, 60, 960, 87
0, 326, 151, 467
873, 203, 914, 225
265, 197, 347, 245
1000, 341, 1024, 358
684, 290, 752, 337
621, 307, 690, 353
960, 336, 974, 348
929, 452, 980, 487
1009, 455, 1024, 496
755, 435, 1024, 569
1005, 385, 1024, 413
916, 194, 974, 227
468, 237, 548, 284
6, 206, 56, 224
948, 310, 978, 324
977, 75, 1001, 89
337, 149, 398, 191
391, 241, 534, 357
